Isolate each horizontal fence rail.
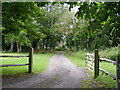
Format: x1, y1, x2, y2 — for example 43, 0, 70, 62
99, 68, 116, 80
85, 49, 120, 88
0, 55, 29, 57
86, 53, 94, 56
85, 53, 94, 73
0, 48, 33, 73
100, 58, 116, 65
0, 64, 29, 67
86, 56, 94, 61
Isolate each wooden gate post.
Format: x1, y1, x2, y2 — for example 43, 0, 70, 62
85, 54, 87, 67
29, 48, 33, 73
116, 45, 120, 89
94, 49, 99, 78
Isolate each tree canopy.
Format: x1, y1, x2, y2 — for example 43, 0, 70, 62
2, 2, 120, 52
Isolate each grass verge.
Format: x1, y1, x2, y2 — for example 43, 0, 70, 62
0, 52, 54, 76
65, 50, 86, 67
65, 48, 116, 88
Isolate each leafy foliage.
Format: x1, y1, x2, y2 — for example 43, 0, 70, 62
2, 2, 120, 52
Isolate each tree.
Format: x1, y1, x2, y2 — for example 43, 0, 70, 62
66, 2, 120, 50
2, 2, 45, 51
76, 2, 120, 49
4, 33, 15, 51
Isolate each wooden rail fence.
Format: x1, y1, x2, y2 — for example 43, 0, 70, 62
0, 48, 33, 73
85, 49, 120, 88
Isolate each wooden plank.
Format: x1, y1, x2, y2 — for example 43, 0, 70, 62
86, 57, 94, 61
87, 64, 94, 70
100, 58, 116, 65
28, 48, 33, 73
99, 68, 116, 80
0, 64, 29, 67
86, 67, 94, 72
87, 60, 94, 65
116, 47, 120, 88
85, 58, 87, 67
86, 53, 94, 56
0, 55, 29, 57
119, 79, 120, 83
85, 54, 87, 66
94, 49, 99, 78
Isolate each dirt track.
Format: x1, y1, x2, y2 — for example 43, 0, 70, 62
2, 51, 90, 88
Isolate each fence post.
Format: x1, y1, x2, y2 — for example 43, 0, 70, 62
116, 45, 120, 89
29, 48, 33, 73
85, 54, 87, 67
94, 49, 99, 78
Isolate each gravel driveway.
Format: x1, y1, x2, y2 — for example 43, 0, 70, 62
2, 51, 90, 88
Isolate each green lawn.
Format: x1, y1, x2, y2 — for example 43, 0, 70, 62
96, 62, 116, 88
66, 50, 116, 88
0, 52, 54, 75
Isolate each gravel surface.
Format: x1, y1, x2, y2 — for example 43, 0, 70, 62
2, 51, 90, 88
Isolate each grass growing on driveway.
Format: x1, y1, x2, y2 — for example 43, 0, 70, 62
0, 52, 54, 75
65, 49, 116, 88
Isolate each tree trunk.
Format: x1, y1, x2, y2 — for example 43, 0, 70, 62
19, 45, 22, 52
50, 41, 53, 51
41, 42, 44, 50
36, 42, 39, 51
16, 42, 20, 52
45, 39, 48, 50
74, 40, 77, 52
50, 45, 52, 51
53, 46, 55, 50
45, 44, 48, 50
10, 42, 14, 51
76, 40, 79, 51
68, 38, 71, 51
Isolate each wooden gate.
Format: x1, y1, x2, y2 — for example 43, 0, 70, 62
85, 49, 120, 88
